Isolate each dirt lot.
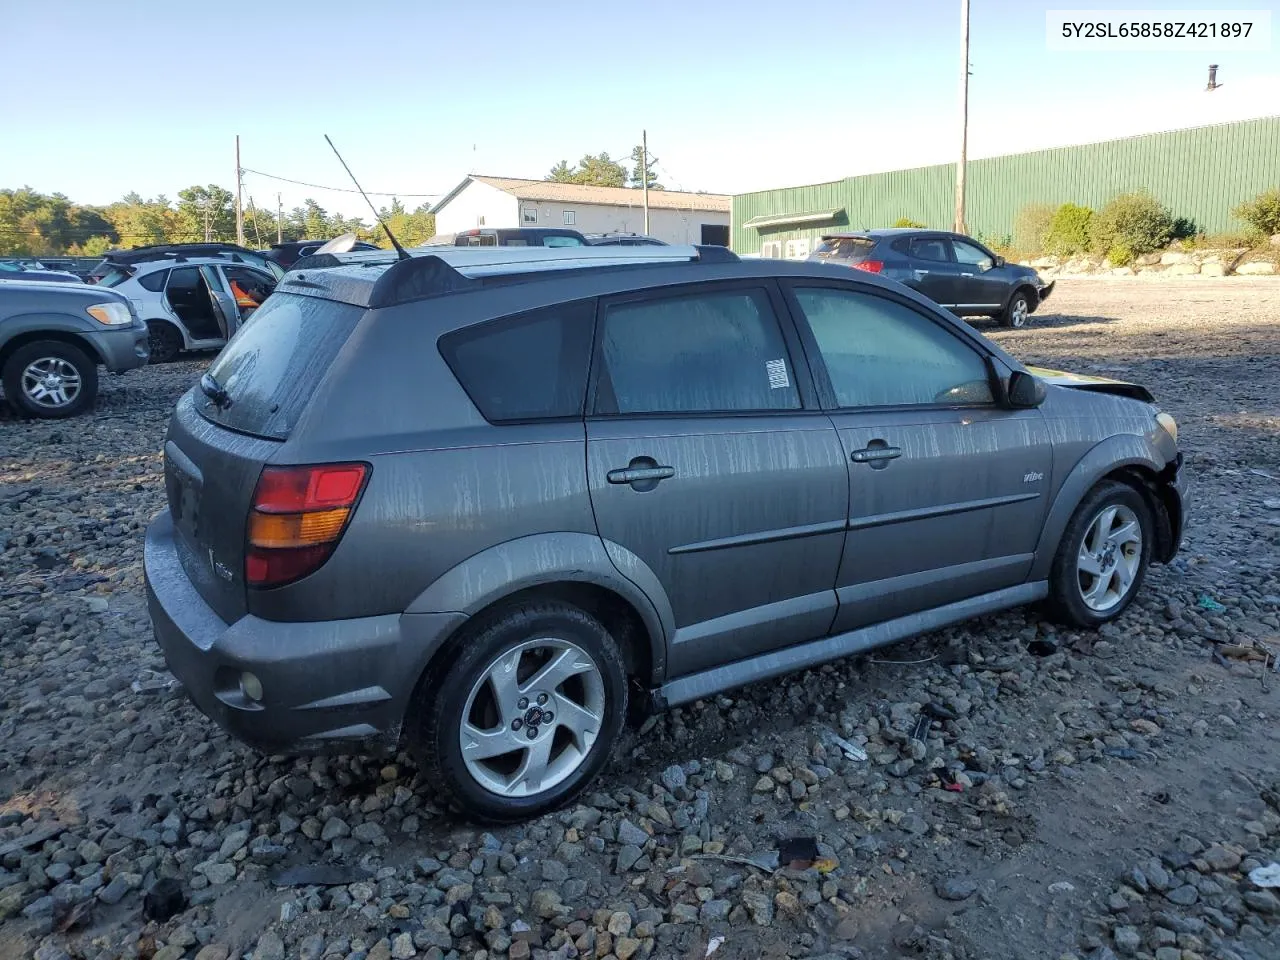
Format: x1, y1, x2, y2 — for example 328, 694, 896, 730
2, 277, 1280, 960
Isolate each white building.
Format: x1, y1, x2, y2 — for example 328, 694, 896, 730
430, 176, 731, 246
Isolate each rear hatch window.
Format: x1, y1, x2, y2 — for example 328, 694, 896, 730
198, 293, 365, 439
811, 237, 876, 260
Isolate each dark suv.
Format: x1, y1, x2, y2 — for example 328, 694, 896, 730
810, 229, 1054, 328
145, 245, 1186, 821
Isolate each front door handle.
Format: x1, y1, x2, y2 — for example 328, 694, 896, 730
607, 466, 675, 484
960, 271, 975, 277
914, 269, 929, 276
851, 445, 902, 464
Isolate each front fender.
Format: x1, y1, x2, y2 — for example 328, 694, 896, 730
1030, 432, 1172, 581
404, 532, 671, 682
0, 312, 108, 362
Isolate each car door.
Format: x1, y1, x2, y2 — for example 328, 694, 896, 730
221, 265, 277, 326
782, 281, 1052, 632
198, 266, 239, 339
950, 238, 1007, 314
585, 281, 849, 678
905, 236, 960, 307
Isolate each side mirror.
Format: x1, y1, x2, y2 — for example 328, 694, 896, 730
994, 255, 1006, 267
1007, 370, 1046, 408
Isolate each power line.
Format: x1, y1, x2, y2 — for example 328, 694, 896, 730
240, 167, 443, 199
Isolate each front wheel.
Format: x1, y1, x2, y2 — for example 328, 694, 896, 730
407, 601, 628, 822
1046, 481, 1153, 627
2, 340, 98, 418
1001, 290, 1033, 328
147, 321, 183, 364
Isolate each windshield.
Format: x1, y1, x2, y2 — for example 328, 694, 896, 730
811, 237, 875, 260
95, 265, 134, 287
200, 293, 365, 439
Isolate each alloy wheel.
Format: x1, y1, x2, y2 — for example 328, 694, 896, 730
21, 357, 82, 410
1077, 503, 1143, 612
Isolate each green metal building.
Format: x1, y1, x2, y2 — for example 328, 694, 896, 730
731, 115, 1280, 255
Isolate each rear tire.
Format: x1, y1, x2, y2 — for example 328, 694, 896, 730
1046, 480, 1153, 628
2, 340, 98, 419
406, 601, 628, 822
1000, 288, 1034, 328
147, 321, 182, 364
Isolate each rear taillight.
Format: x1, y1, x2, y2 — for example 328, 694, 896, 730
852, 260, 884, 273
246, 463, 368, 588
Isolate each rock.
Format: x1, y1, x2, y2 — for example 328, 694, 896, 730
508, 941, 531, 960
935, 877, 978, 901
616, 844, 644, 873
143, 878, 187, 921
153, 948, 185, 960
254, 932, 286, 960
1113, 926, 1141, 956
219, 829, 249, 858
541, 859, 569, 883
194, 947, 230, 960
742, 891, 774, 925
1160, 251, 1191, 265
1130, 719, 1161, 736
754, 754, 775, 773
607, 911, 632, 936
1243, 889, 1280, 914
97, 874, 132, 905
1271, 233, 1280, 247
1048, 881, 1075, 894
1238, 260, 1277, 275
321, 817, 350, 842
297, 937, 325, 960
1153, 949, 1180, 960
1166, 262, 1200, 275
1201, 262, 1226, 277
204, 862, 236, 885
671, 902, 700, 923
531, 888, 565, 919
391, 932, 415, 959
661, 764, 687, 791
617, 819, 648, 847
701, 899, 731, 921
1165, 885, 1199, 906
714, 761, 735, 782
352, 822, 386, 844
615, 937, 642, 960
1201, 844, 1242, 872
753, 776, 775, 793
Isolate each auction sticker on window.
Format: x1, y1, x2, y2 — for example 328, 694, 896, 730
1047, 10, 1271, 50
766, 359, 790, 390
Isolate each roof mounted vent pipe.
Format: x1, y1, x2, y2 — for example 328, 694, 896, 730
1207, 64, 1222, 91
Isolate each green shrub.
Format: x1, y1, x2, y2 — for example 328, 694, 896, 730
1106, 241, 1135, 267
1233, 188, 1280, 237
893, 217, 926, 228
1090, 192, 1174, 257
1013, 203, 1055, 252
1044, 203, 1094, 256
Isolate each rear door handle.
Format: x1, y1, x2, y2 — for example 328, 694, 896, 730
913, 269, 929, 276
607, 465, 675, 485
960, 272, 974, 277
850, 446, 902, 463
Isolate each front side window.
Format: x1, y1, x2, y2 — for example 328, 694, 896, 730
793, 287, 994, 408
596, 288, 801, 415
952, 239, 994, 270
440, 300, 595, 422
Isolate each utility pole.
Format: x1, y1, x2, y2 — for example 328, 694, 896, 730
203, 198, 211, 242
642, 130, 650, 237
235, 134, 244, 247
954, 0, 970, 234
276, 192, 283, 243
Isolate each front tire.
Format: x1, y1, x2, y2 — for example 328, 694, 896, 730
1046, 481, 1153, 628
2, 340, 98, 419
407, 601, 628, 822
1001, 289, 1034, 328
147, 321, 183, 364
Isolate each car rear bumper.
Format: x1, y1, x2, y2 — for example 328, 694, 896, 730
144, 509, 465, 754
87, 320, 150, 371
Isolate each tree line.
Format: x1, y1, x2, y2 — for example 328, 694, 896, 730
0, 186, 435, 257
546, 146, 663, 190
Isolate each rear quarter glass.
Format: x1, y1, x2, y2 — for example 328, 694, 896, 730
198, 293, 364, 439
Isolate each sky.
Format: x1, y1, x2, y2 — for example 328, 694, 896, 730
2, 0, 1277, 220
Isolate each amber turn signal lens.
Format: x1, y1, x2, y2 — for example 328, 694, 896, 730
248, 507, 350, 549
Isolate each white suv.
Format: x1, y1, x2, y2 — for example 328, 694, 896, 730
97, 254, 282, 362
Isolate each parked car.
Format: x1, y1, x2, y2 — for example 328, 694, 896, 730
584, 233, 667, 247
96, 253, 281, 362
424, 227, 588, 248
0, 280, 149, 417
0, 260, 84, 284
264, 239, 381, 271
88, 243, 279, 283
809, 229, 1054, 328
145, 244, 1186, 822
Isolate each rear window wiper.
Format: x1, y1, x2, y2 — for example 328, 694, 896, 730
200, 372, 232, 410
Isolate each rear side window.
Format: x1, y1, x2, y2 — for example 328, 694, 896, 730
910, 238, 951, 262
595, 288, 801, 415
811, 237, 875, 260
440, 300, 595, 422
137, 269, 169, 292
200, 293, 365, 439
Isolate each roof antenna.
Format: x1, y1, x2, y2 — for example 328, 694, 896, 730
323, 134, 410, 261
1206, 64, 1222, 91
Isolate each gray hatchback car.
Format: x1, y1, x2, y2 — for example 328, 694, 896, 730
145, 245, 1187, 821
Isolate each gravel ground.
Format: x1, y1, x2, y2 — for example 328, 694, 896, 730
2, 276, 1280, 960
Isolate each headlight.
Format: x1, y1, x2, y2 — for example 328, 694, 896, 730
1156, 412, 1178, 443
86, 301, 132, 326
